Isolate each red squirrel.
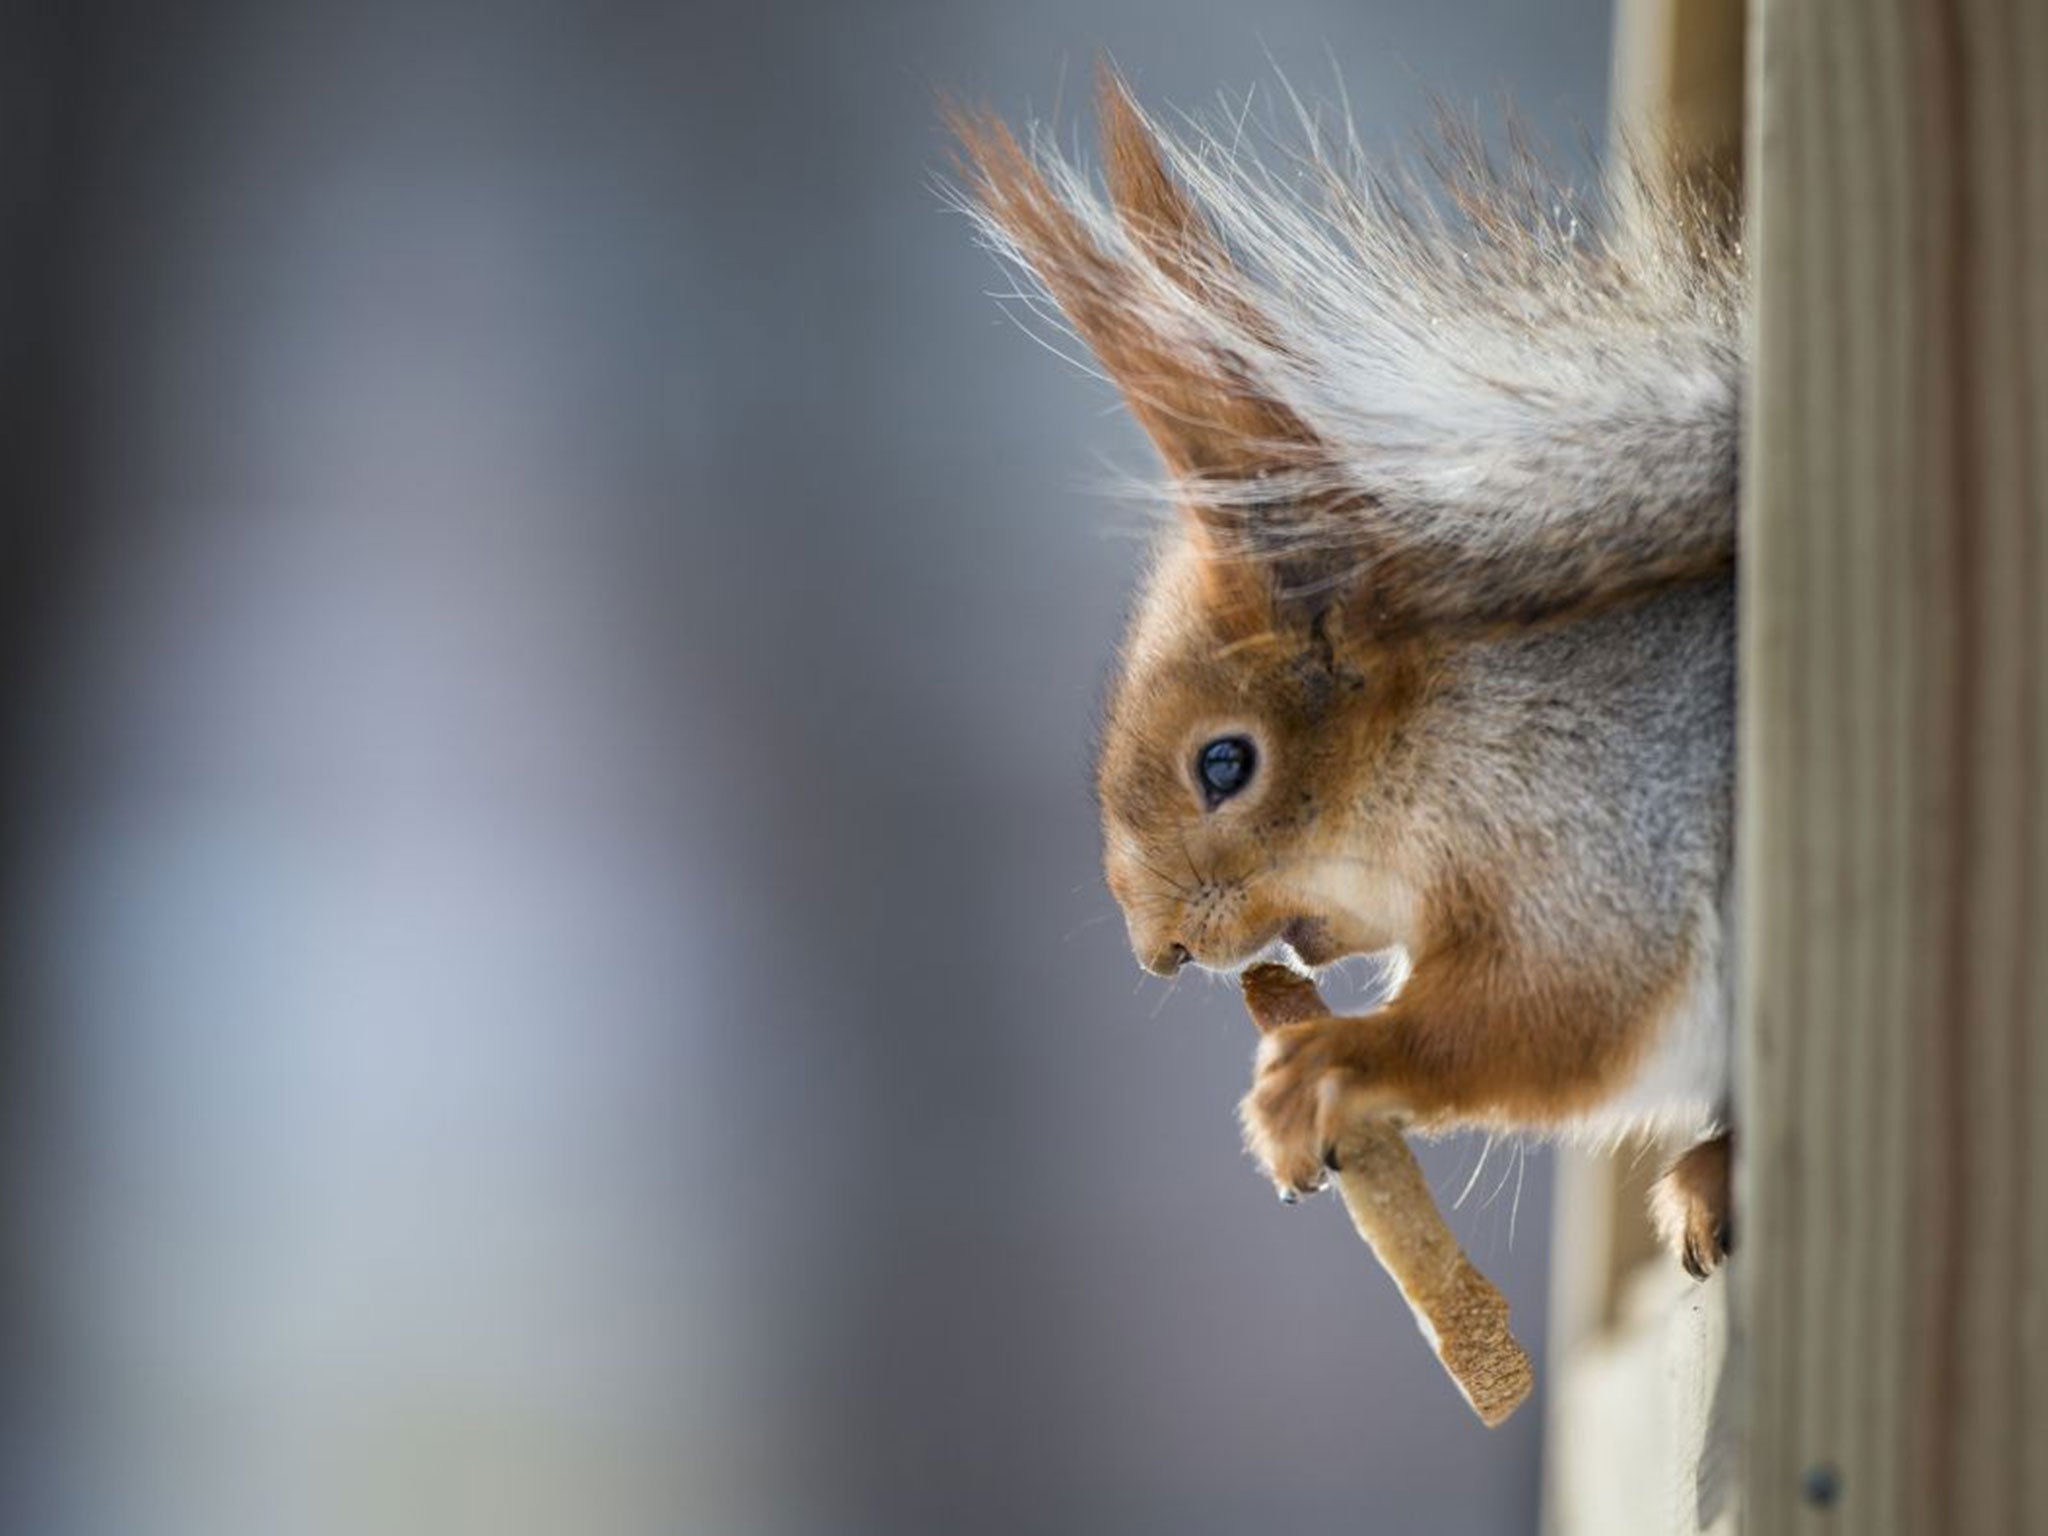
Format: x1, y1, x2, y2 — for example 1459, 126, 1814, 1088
953, 74, 1740, 1277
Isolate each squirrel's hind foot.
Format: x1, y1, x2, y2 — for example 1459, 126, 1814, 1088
1651, 1131, 1733, 1280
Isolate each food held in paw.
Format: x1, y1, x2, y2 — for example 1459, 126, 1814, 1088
1241, 964, 1535, 1428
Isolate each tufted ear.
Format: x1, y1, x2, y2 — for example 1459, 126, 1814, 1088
952, 70, 1337, 628
958, 74, 1745, 648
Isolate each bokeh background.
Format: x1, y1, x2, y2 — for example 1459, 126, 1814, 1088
3, 3, 1612, 1532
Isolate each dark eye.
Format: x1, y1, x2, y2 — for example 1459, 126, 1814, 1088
1196, 736, 1257, 806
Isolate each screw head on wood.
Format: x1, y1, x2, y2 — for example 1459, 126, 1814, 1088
1801, 1463, 1841, 1509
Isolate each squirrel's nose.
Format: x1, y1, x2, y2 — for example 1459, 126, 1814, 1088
1143, 942, 1191, 978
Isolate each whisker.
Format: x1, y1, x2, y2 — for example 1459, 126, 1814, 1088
1454, 1133, 1495, 1210
1127, 850, 1194, 898
1508, 1143, 1529, 1248
1150, 968, 1184, 1018
1061, 910, 1122, 943
1484, 1139, 1520, 1210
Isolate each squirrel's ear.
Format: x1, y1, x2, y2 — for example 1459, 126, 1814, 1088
952, 69, 1326, 603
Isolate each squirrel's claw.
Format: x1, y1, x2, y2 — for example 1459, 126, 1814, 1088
1240, 1016, 1389, 1198
1652, 1132, 1734, 1280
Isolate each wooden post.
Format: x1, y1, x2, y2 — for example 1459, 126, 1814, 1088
1740, 2, 2048, 1533
1610, 0, 1746, 194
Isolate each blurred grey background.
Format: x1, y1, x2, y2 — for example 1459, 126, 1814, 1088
2, 3, 1610, 1533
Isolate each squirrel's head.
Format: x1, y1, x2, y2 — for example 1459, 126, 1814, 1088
955, 72, 1436, 976
1095, 536, 1429, 976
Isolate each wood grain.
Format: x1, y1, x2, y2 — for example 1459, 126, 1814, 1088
1741, 2, 2048, 1531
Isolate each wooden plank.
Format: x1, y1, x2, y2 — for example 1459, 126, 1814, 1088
1611, 0, 1746, 194
1740, 2, 2048, 1533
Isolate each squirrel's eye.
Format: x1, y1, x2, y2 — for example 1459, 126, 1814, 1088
1196, 736, 1257, 806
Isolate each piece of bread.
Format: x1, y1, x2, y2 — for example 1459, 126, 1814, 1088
1241, 965, 1535, 1427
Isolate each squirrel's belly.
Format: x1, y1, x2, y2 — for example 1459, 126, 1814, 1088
1561, 896, 1732, 1148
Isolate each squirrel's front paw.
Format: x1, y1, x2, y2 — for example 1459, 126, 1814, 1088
1239, 1016, 1398, 1199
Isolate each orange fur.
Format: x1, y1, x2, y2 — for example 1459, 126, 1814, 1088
951, 73, 1358, 637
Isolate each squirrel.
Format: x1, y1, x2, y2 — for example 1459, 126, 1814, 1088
951, 72, 1742, 1279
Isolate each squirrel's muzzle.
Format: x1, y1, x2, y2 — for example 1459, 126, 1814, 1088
1143, 942, 1191, 978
